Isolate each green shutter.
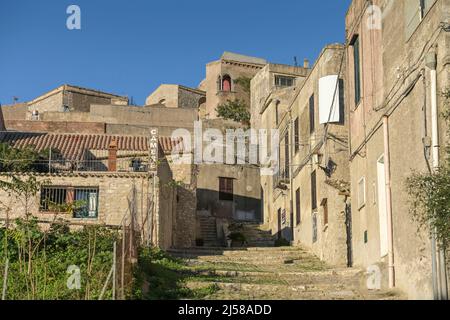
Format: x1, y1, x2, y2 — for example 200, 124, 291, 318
353, 37, 361, 106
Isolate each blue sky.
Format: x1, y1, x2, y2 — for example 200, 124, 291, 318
0, 0, 352, 106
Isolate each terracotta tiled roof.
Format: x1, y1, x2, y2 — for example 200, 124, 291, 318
0, 132, 184, 159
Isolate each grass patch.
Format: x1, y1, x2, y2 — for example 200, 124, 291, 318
132, 248, 219, 300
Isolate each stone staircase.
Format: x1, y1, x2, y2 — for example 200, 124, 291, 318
167, 246, 404, 300
198, 215, 220, 247
231, 222, 276, 247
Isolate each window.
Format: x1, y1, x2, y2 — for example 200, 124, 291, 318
40, 186, 99, 218
219, 177, 234, 201
284, 131, 290, 179
358, 177, 366, 209
311, 170, 317, 211
295, 188, 301, 225
275, 75, 295, 87
309, 94, 315, 134
321, 198, 328, 226
351, 36, 361, 106
222, 75, 232, 92
294, 117, 300, 153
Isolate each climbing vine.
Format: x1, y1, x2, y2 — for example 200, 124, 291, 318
406, 89, 450, 247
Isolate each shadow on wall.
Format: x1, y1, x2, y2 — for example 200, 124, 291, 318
0, 106, 5, 131
196, 189, 262, 222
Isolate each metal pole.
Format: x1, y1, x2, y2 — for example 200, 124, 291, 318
2, 258, 9, 300
121, 219, 126, 300
112, 241, 116, 300
48, 148, 52, 174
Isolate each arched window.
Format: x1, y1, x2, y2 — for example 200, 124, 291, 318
222, 75, 232, 92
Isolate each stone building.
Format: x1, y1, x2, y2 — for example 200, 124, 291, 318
25, 84, 128, 120
145, 84, 206, 110
0, 131, 194, 250
250, 63, 310, 130
257, 45, 350, 267
345, 0, 449, 299
199, 52, 267, 119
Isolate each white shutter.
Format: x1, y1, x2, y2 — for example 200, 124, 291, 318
319, 75, 340, 124
88, 192, 98, 217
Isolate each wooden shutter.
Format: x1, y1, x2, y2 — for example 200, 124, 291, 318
353, 37, 361, 106
294, 118, 300, 153
311, 170, 317, 211
309, 94, 315, 134
219, 177, 233, 201
296, 188, 301, 225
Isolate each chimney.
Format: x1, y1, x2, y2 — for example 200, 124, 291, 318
108, 138, 118, 172
304, 59, 310, 69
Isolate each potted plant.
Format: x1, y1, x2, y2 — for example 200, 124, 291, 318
228, 232, 247, 248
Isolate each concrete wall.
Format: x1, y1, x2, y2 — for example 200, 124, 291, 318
5, 119, 106, 134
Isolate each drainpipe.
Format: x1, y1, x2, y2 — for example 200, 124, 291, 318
422, 68, 440, 300
426, 50, 449, 300
289, 111, 295, 243
383, 116, 395, 288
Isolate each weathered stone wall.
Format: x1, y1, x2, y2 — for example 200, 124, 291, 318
1, 103, 28, 121
145, 84, 205, 109
5, 119, 106, 134
251, 64, 309, 130
0, 173, 152, 227
260, 44, 349, 266
345, 0, 449, 298
28, 91, 64, 117
197, 164, 261, 221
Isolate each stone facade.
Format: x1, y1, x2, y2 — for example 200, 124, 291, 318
200, 52, 267, 119
345, 0, 449, 299
0, 173, 160, 242
251, 63, 309, 130
258, 45, 350, 267
26, 85, 128, 119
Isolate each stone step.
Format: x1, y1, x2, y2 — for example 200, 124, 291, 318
186, 281, 365, 300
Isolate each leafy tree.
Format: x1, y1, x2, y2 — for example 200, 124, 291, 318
216, 76, 252, 125
406, 89, 450, 247
0, 143, 55, 173
216, 99, 250, 125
